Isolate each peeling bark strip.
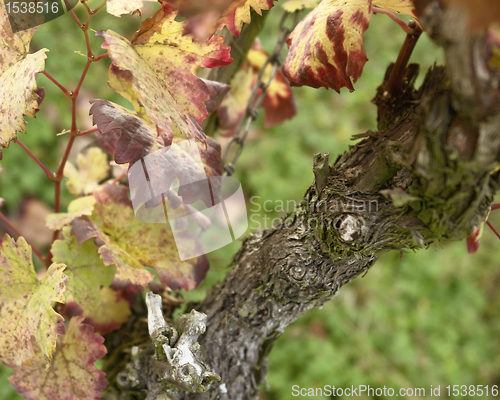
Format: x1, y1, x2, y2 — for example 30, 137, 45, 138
115, 3, 500, 400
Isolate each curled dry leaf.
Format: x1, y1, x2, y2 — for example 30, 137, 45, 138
9, 316, 107, 400
90, 100, 223, 208
0, 235, 67, 367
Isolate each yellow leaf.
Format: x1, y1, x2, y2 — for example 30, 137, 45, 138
64, 147, 110, 196
0, 235, 67, 366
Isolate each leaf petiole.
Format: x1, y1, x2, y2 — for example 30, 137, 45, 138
15, 139, 56, 181
42, 71, 70, 96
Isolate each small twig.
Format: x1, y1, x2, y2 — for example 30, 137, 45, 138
16, 140, 56, 181
77, 127, 98, 136
64, 0, 82, 26
42, 71, 70, 96
112, 172, 127, 184
383, 19, 423, 97
0, 211, 45, 263
373, 7, 415, 34
486, 221, 500, 240
92, 0, 107, 14
74, 60, 92, 96
92, 53, 108, 62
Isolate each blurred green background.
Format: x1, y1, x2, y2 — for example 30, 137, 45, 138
1, 2, 500, 399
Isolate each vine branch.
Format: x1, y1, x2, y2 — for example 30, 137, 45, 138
15, 139, 55, 181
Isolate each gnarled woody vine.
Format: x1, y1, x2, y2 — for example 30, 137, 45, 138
110, 2, 500, 400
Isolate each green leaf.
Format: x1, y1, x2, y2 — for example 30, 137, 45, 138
0, 235, 67, 367
51, 226, 115, 313
9, 316, 107, 400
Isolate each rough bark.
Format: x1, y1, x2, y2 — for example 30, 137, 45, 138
108, 2, 500, 399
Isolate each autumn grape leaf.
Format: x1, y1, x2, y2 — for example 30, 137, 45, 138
165, 0, 241, 38
0, 0, 48, 158
220, 0, 276, 37
247, 42, 296, 127
218, 40, 296, 135
283, 0, 418, 91
105, 0, 157, 16
9, 316, 107, 400
283, 0, 372, 91
51, 226, 115, 313
64, 147, 110, 196
46, 195, 96, 231
218, 68, 254, 136
0, 235, 67, 367
96, 5, 231, 145
71, 184, 209, 290
65, 287, 131, 334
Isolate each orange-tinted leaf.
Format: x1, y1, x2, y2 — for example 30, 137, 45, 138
217, 68, 255, 136
247, 42, 296, 127
283, 0, 372, 92
71, 184, 209, 290
0, 235, 67, 367
165, 0, 242, 38
9, 316, 107, 400
0, 0, 48, 158
220, 0, 276, 37
218, 40, 296, 135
